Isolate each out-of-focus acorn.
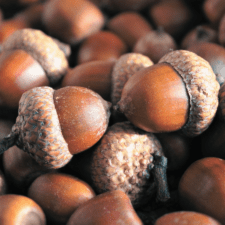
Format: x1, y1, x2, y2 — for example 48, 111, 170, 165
77, 31, 127, 64
107, 12, 153, 49
0, 28, 70, 108
181, 25, 218, 49
42, 0, 105, 45
67, 190, 143, 225
133, 28, 177, 64
0, 86, 111, 169
116, 50, 220, 137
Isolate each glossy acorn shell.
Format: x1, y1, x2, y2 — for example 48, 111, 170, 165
178, 157, 225, 224
117, 62, 189, 133
0, 194, 46, 225
28, 172, 96, 225
0, 49, 48, 108
67, 190, 143, 225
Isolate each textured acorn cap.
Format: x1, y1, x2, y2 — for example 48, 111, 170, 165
5, 86, 72, 169
159, 50, 220, 137
2, 28, 69, 85
111, 53, 154, 106
91, 121, 163, 207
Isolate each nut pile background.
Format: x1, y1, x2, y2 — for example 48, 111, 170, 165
0, 0, 225, 224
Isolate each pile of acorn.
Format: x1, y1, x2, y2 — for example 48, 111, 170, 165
0, 0, 225, 224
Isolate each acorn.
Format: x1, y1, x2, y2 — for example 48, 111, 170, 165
116, 50, 220, 137
67, 190, 143, 225
88, 121, 170, 207
133, 27, 178, 64
0, 86, 111, 169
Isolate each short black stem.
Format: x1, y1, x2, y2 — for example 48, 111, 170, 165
153, 155, 170, 202
0, 132, 18, 155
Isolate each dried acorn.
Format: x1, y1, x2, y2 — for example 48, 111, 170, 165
89, 121, 170, 207
116, 50, 220, 137
0, 86, 111, 169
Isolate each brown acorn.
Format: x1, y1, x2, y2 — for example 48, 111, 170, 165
0, 86, 111, 169
116, 50, 220, 137
89, 121, 170, 207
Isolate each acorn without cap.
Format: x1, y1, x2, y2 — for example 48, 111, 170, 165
0, 86, 111, 169
116, 50, 220, 137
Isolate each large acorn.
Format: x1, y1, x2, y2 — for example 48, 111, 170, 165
116, 50, 220, 137
0, 86, 111, 169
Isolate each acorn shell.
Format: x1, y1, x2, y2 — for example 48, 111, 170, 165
159, 50, 220, 137
91, 121, 163, 207
10, 86, 72, 169
2, 28, 69, 85
111, 53, 154, 106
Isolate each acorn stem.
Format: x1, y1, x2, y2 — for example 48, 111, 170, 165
0, 132, 18, 155
153, 155, 170, 202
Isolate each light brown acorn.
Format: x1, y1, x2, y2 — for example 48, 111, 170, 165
116, 50, 220, 137
0, 86, 111, 169
70, 121, 170, 208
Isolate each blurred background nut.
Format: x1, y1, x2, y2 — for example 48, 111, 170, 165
42, 0, 105, 45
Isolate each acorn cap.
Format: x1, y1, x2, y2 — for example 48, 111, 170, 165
3, 86, 72, 169
91, 121, 164, 207
111, 53, 154, 106
159, 50, 220, 137
2, 28, 69, 85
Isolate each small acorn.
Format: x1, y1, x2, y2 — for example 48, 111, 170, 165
88, 121, 170, 207
0, 86, 111, 169
116, 50, 220, 137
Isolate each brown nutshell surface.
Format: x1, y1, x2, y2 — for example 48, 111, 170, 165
91, 121, 163, 207
11, 86, 72, 169
2, 28, 68, 85
111, 53, 154, 106
159, 50, 220, 137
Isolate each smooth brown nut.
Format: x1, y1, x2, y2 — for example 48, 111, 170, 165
178, 157, 225, 224
133, 28, 177, 63
28, 172, 96, 225
187, 42, 225, 84
0, 169, 7, 195
61, 60, 115, 101
67, 190, 143, 225
77, 31, 127, 64
0, 49, 48, 108
107, 12, 153, 49
0, 194, 46, 225
149, 0, 194, 40
42, 0, 105, 45
3, 145, 53, 193
203, 0, 225, 27
181, 24, 218, 49
117, 50, 220, 136
0, 86, 111, 168
90, 121, 170, 207
2, 28, 69, 85
155, 211, 222, 225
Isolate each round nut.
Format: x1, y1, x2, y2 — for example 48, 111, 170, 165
2, 28, 69, 85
